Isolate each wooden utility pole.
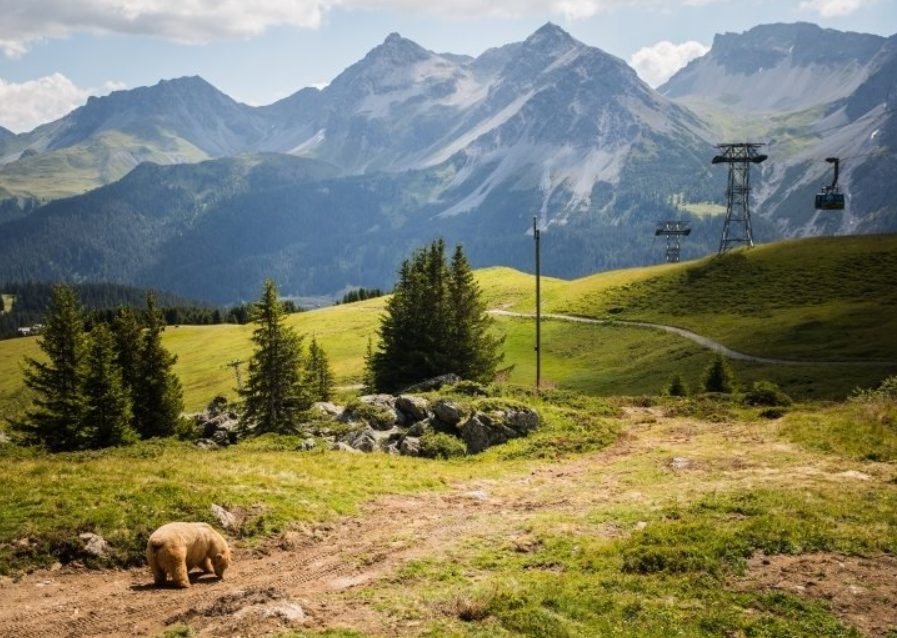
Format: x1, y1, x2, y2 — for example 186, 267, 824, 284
533, 215, 541, 391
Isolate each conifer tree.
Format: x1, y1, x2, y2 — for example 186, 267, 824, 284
111, 306, 143, 412
19, 284, 88, 451
372, 240, 503, 392
305, 336, 335, 402
241, 279, 307, 434
361, 336, 377, 394
82, 324, 136, 448
701, 355, 737, 394
132, 291, 184, 438
447, 244, 504, 381
665, 371, 689, 397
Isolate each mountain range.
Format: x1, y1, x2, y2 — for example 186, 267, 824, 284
0, 22, 894, 304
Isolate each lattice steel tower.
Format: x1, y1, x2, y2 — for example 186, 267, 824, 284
655, 221, 691, 263
712, 143, 767, 254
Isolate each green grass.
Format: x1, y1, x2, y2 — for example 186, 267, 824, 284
0, 130, 208, 199
0, 387, 621, 575
2, 234, 895, 425
546, 235, 897, 362
254, 396, 897, 638
779, 400, 897, 462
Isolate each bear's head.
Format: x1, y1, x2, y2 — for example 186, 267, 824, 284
212, 545, 231, 578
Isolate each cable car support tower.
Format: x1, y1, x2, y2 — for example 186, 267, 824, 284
712, 143, 767, 254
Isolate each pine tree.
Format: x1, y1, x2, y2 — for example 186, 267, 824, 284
701, 355, 737, 394
19, 284, 88, 451
82, 324, 136, 448
241, 279, 307, 434
132, 291, 184, 438
305, 336, 335, 402
372, 240, 503, 392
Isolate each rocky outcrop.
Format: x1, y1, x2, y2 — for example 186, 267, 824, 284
188, 391, 539, 457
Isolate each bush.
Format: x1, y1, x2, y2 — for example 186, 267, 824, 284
419, 431, 467, 459
850, 374, 897, 403
744, 381, 793, 407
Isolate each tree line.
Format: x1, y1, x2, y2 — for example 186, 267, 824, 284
14, 287, 184, 451
0, 281, 304, 340
10, 240, 504, 446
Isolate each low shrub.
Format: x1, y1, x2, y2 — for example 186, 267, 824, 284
744, 381, 793, 407
419, 431, 467, 459
344, 400, 395, 430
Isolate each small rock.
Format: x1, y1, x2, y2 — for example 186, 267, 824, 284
79, 533, 110, 558
211, 504, 238, 530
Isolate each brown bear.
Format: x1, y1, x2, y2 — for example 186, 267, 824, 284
146, 522, 231, 588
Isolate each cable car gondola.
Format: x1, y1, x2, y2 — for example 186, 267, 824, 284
815, 157, 845, 210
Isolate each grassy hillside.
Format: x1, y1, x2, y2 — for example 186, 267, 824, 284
0, 130, 208, 200
0, 235, 894, 423
542, 234, 897, 362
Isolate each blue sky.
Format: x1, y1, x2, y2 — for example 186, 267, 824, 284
1, 0, 896, 133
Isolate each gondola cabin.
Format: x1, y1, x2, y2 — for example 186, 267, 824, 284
815, 157, 845, 211
815, 190, 845, 210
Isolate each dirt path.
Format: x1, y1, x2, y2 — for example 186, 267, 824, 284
490, 309, 897, 366
1, 410, 894, 638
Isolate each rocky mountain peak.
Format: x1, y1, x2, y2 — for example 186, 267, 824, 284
522, 22, 581, 57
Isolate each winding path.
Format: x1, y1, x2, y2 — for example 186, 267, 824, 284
490, 310, 897, 367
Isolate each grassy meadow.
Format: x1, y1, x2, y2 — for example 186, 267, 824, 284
1, 234, 897, 637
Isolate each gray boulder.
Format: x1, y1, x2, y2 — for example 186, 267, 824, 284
396, 395, 430, 423
400, 374, 461, 393
432, 399, 464, 427
459, 414, 518, 454
400, 437, 422, 457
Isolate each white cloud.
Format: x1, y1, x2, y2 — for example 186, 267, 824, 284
0, 0, 696, 56
0, 0, 329, 57
0, 74, 125, 133
628, 40, 709, 87
798, 0, 870, 17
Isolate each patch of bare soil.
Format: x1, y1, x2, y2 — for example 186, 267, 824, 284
735, 553, 897, 637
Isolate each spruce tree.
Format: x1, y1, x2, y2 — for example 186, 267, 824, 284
241, 279, 307, 434
133, 291, 184, 438
111, 306, 143, 420
19, 284, 88, 451
701, 355, 737, 394
372, 240, 503, 392
305, 336, 335, 402
82, 324, 136, 448
447, 244, 504, 381
361, 336, 377, 395
665, 371, 689, 397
